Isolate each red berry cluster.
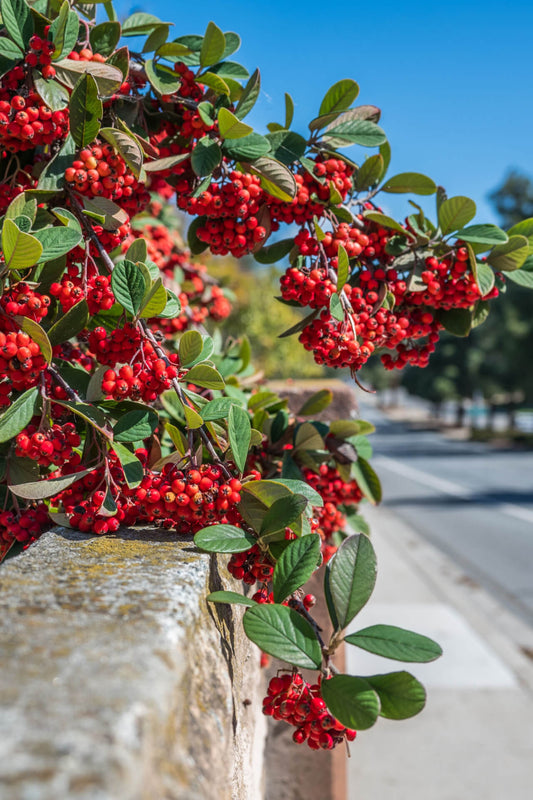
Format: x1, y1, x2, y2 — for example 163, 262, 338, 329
179, 171, 268, 258
0, 330, 46, 394
99, 360, 180, 403
0, 171, 36, 214
51, 266, 115, 314
280, 266, 335, 308
124, 464, 243, 533
0, 283, 50, 324
263, 673, 356, 750
0, 504, 49, 544
228, 544, 274, 584
0, 87, 68, 152
25, 34, 56, 77
15, 422, 81, 468
67, 48, 107, 64
65, 142, 149, 216
268, 158, 354, 225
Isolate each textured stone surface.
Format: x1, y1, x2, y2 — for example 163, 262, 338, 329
0, 528, 266, 800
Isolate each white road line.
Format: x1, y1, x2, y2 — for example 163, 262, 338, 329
374, 454, 533, 527
374, 455, 471, 497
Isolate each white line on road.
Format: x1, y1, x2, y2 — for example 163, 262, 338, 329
374, 455, 533, 526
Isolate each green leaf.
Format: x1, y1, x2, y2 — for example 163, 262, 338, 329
365, 672, 426, 720
337, 243, 350, 292
0, 37, 23, 66
221, 31, 241, 59
329, 292, 344, 321
345, 625, 442, 662
319, 79, 359, 115
178, 330, 203, 367
33, 225, 82, 261
111, 259, 149, 316
243, 604, 322, 669
112, 441, 144, 488
363, 212, 414, 239
99, 127, 143, 178
355, 154, 384, 191
143, 24, 170, 54
207, 60, 248, 81
297, 389, 333, 416
234, 67, 260, 119
455, 224, 508, 246
0, 387, 40, 443
254, 238, 294, 265
126, 238, 147, 264
243, 478, 322, 509
200, 21, 226, 67
321, 118, 387, 148
382, 172, 436, 195
228, 404, 251, 473
89, 21, 121, 56
329, 534, 377, 630
351, 457, 382, 504
50, 2, 79, 61
183, 403, 203, 429
207, 591, 257, 607
37, 135, 76, 192
139, 278, 167, 318
2, 219, 43, 269
321, 675, 380, 730
284, 92, 294, 128
69, 73, 102, 148
201, 398, 236, 421
1, 0, 32, 51
186, 364, 225, 390
222, 133, 271, 161
438, 195, 476, 235
247, 156, 297, 203
272, 534, 321, 602
265, 131, 307, 166
260, 494, 309, 537
107, 46, 129, 79
504, 268, 533, 288
113, 408, 158, 442
191, 135, 222, 177
32, 73, 69, 112
53, 59, 123, 96
199, 71, 230, 96
194, 523, 256, 553
293, 421, 325, 452
82, 196, 129, 231
9, 467, 96, 500
14, 316, 51, 363
487, 235, 529, 271
217, 106, 253, 139
144, 58, 181, 95
437, 307, 473, 337
122, 12, 167, 36
329, 419, 375, 438
475, 261, 495, 296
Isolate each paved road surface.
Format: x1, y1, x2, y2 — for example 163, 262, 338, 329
360, 402, 533, 626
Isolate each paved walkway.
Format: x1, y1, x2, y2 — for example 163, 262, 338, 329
346, 505, 533, 799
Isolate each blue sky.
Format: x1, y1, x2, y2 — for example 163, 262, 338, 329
114, 0, 533, 225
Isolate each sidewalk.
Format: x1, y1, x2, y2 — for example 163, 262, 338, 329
346, 505, 533, 800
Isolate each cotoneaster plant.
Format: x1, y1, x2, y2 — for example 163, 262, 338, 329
0, 0, 530, 752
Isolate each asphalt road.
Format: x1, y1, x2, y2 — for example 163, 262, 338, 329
360, 403, 533, 626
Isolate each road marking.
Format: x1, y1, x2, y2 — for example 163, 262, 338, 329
347, 603, 518, 688
374, 454, 533, 526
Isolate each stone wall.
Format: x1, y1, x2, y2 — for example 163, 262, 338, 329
0, 527, 266, 800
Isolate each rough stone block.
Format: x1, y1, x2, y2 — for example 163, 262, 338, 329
0, 527, 266, 800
